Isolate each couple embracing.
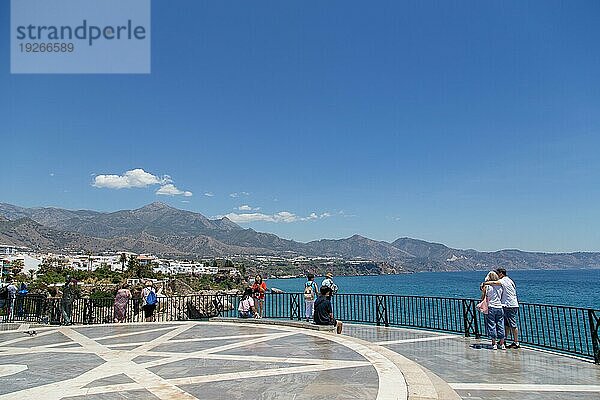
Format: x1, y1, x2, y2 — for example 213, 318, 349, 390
479, 268, 520, 350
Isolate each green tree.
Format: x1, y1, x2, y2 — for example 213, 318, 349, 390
126, 255, 139, 277
10, 259, 24, 276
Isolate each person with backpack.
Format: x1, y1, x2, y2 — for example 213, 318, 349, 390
141, 280, 157, 322
303, 273, 319, 322
321, 272, 338, 294
16, 283, 28, 318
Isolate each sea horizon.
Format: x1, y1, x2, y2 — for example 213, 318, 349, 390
268, 269, 600, 310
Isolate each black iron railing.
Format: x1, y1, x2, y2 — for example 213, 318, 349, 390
2, 293, 598, 364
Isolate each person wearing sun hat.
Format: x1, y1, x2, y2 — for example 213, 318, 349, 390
321, 272, 338, 294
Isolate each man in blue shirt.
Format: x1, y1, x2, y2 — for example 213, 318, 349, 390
314, 286, 343, 334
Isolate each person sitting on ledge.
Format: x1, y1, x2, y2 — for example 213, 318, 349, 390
314, 286, 343, 334
238, 288, 258, 319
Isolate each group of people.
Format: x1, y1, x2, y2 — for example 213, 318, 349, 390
308, 273, 343, 334
57, 279, 159, 325
237, 272, 343, 334
479, 268, 520, 350
0, 279, 29, 321
6, 269, 519, 345
0, 278, 19, 320
113, 280, 159, 323
237, 275, 267, 319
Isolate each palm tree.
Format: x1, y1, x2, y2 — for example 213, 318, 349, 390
86, 251, 93, 272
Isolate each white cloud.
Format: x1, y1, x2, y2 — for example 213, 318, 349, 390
306, 213, 318, 220
338, 210, 357, 218
274, 211, 298, 223
229, 192, 250, 198
224, 210, 331, 224
156, 184, 193, 197
93, 168, 192, 197
93, 168, 168, 189
238, 205, 260, 211
204, 192, 214, 197
224, 213, 275, 223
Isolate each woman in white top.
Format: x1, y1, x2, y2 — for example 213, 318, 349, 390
238, 288, 257, 318
482, 271, 506, 350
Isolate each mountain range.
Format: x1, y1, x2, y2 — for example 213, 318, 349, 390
1, 202, 599, 272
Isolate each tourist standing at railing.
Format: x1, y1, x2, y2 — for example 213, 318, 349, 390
113, 283, 132, 323
251, 275, 267, 318
0, 282, 6, 316
3, 278, 17, 321
314, 286, 343, 334
483, 271, 505, 350
303, 273, 319, 322
482, 268, 520, 349
321, 272, 338, 294
141, 281, 157, 322
16, 283, 28, 318
60, 278, 77, 325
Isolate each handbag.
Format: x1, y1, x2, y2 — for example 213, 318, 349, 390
476, 298, 489, 314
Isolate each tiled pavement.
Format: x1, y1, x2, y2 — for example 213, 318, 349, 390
0, 321, 598, 399
343, 324, 600, 400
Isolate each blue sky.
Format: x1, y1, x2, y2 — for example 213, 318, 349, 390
1, 1, 599, 252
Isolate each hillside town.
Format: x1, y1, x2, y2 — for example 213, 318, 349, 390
0, 243, 390, 284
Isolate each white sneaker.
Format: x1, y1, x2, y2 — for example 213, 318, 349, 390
500, 344, 506, 350
492, 344, 498, 350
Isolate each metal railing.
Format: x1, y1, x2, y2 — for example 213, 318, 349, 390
2, 292, 598, 364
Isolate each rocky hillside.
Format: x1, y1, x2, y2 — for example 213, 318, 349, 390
1, 202, 599, 272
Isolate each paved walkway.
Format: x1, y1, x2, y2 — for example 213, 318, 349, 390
0, 321, 597, 399
344, 324, 600, 400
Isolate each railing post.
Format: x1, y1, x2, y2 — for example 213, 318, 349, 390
82, 299, 93, 325
375, 296, 380, 326
375, 295, 389, 327
289, 293, 301, 321
588, 309, 600, 364
462, 299, 478, 338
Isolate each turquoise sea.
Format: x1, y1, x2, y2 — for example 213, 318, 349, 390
268, 269, 600, 309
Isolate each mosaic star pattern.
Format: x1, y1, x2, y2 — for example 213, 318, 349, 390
0, 322, 407, 400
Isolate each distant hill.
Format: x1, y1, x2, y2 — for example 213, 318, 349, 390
1, 202, 599, 272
